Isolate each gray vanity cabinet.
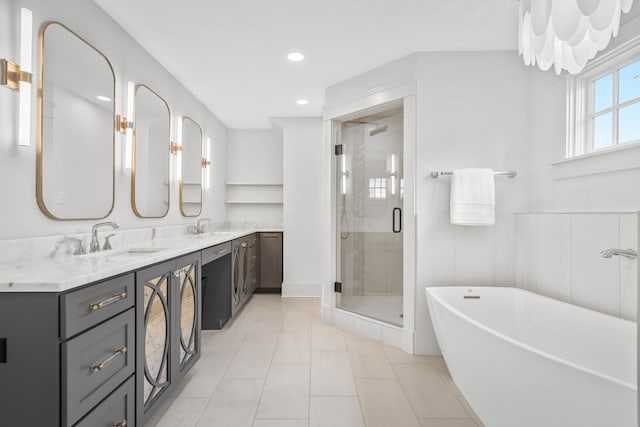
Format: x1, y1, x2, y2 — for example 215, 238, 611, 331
136, 252, 201, 425
259, 232, 283, 289
246, 234, 258, 295
0, 273, 136, 427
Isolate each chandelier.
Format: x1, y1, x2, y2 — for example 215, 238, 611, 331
519, 0, 635, 74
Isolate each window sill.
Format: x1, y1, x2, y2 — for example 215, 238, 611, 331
551, 141, 640, 179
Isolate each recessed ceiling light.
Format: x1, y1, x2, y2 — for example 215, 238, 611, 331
287, 52, 304, 62
296, 99, 309, 105
96, 95, 111, 102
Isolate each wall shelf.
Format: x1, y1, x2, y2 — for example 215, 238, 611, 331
225, 182, 283, 186
225, 201, 283, 205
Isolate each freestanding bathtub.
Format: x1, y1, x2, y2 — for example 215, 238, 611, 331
426, 286, 637, 427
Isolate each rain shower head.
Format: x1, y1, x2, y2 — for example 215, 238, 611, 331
369, 125, 388, 137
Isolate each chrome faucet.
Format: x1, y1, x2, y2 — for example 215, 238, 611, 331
90, 222, 119, 252
196, 218, 211, 234
600, 248, 637, 259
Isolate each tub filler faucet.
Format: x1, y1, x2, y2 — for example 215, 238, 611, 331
600, 248, 637, 259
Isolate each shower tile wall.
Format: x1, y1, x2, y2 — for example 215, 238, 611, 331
515, 213, 638, 321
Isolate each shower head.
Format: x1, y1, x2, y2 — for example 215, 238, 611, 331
369, 125, 388, 137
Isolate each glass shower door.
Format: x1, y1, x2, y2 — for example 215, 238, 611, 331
335, 110, 404, 326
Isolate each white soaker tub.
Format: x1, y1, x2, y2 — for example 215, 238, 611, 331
426, 286, 637, 427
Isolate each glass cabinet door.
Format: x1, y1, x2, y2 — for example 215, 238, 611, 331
177, 262, 198, 370
141, 273, 171, 408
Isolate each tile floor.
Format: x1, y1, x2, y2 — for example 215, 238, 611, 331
147, 295, 484, 427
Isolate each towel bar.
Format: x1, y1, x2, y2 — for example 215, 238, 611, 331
430, 171, 517, 179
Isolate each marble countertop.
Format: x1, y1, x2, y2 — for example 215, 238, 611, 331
0, 229, 281, 293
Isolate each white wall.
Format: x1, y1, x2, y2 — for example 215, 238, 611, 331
226, 129, 283, 224
528, 9, 640, 213
272, 117, 323, 297
516, 213, 638, 321
325, 51, 532, 354
0, 0, 228, 239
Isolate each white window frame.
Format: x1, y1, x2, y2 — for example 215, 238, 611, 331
368, 177, 387, 199
566, 36, 640, 158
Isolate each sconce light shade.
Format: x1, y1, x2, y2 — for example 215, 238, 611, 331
18, 8, 33, 146
175, 116, 183, 182
124, 82, 135, 169
203, 137, 211, 189
519, 0, 635, 75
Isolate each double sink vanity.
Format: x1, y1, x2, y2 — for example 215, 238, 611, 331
0, 226, 283, 426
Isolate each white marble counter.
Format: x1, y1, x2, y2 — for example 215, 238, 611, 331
0, 229, 282, 293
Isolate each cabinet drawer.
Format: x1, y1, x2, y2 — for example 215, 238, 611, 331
63, 309, 135, 426
74, 376, 134, 427
60, 273, 134, 339
202, 241, 231, 264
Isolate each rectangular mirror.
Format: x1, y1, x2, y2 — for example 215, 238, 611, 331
180, 117, 203, 217
132, 84, 171, 218
37, 22, 115, 220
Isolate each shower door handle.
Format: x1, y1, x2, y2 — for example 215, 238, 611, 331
392, 208, 402, 233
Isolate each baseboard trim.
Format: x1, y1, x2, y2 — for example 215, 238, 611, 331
281, 283, 322, 297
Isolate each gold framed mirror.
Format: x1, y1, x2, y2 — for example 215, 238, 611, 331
179, 117, 203, 217
36, 22, 115, 220
131, 84, 171, 218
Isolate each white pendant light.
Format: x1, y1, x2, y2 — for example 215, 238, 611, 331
519, 0, 635, 74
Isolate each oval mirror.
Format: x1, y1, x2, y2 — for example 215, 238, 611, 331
37, 22, 115, 220
180, 117, 203, 217
132, 84, 171, 218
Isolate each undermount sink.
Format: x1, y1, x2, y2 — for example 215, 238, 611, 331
108, 248, 168, 257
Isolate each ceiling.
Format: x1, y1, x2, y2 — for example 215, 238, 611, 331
94, 0, 519, 128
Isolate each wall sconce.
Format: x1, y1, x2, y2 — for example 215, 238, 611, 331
123, 81, 135, 170
174, 116, 183, 182
202, 137, 211, 189
1, 8, 33, 146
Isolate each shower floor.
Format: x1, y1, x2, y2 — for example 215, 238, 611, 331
339, 295, 403, 326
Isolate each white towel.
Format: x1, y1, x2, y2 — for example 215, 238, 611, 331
450, 168, 495, 226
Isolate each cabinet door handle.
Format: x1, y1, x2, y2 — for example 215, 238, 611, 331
392, 207, 402, 233
113, 421, 127, 427
241, 242, 247, 248
90, 347, 127, 373
173, 267, 190, 278
89, 292, 127, 311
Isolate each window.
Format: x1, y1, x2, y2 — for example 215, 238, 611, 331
567, 37, 640, 158
591, 60, 640, 150
368, 178, 386, 199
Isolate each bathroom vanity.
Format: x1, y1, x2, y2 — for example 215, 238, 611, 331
0, 229, 282, 427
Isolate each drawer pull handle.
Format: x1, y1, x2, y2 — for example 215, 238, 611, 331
90, 347, 127, 373
90, 292, 127, 311
241, 242, 247, 248
113, 421, 127, 427
217, 249, 228, 255
262, 233, 279, 238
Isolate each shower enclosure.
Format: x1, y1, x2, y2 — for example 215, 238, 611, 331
335, 106, 404, 326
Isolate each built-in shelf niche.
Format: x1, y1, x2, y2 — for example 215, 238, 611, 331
225, 182, 283, 206
225, 182, 283, 186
